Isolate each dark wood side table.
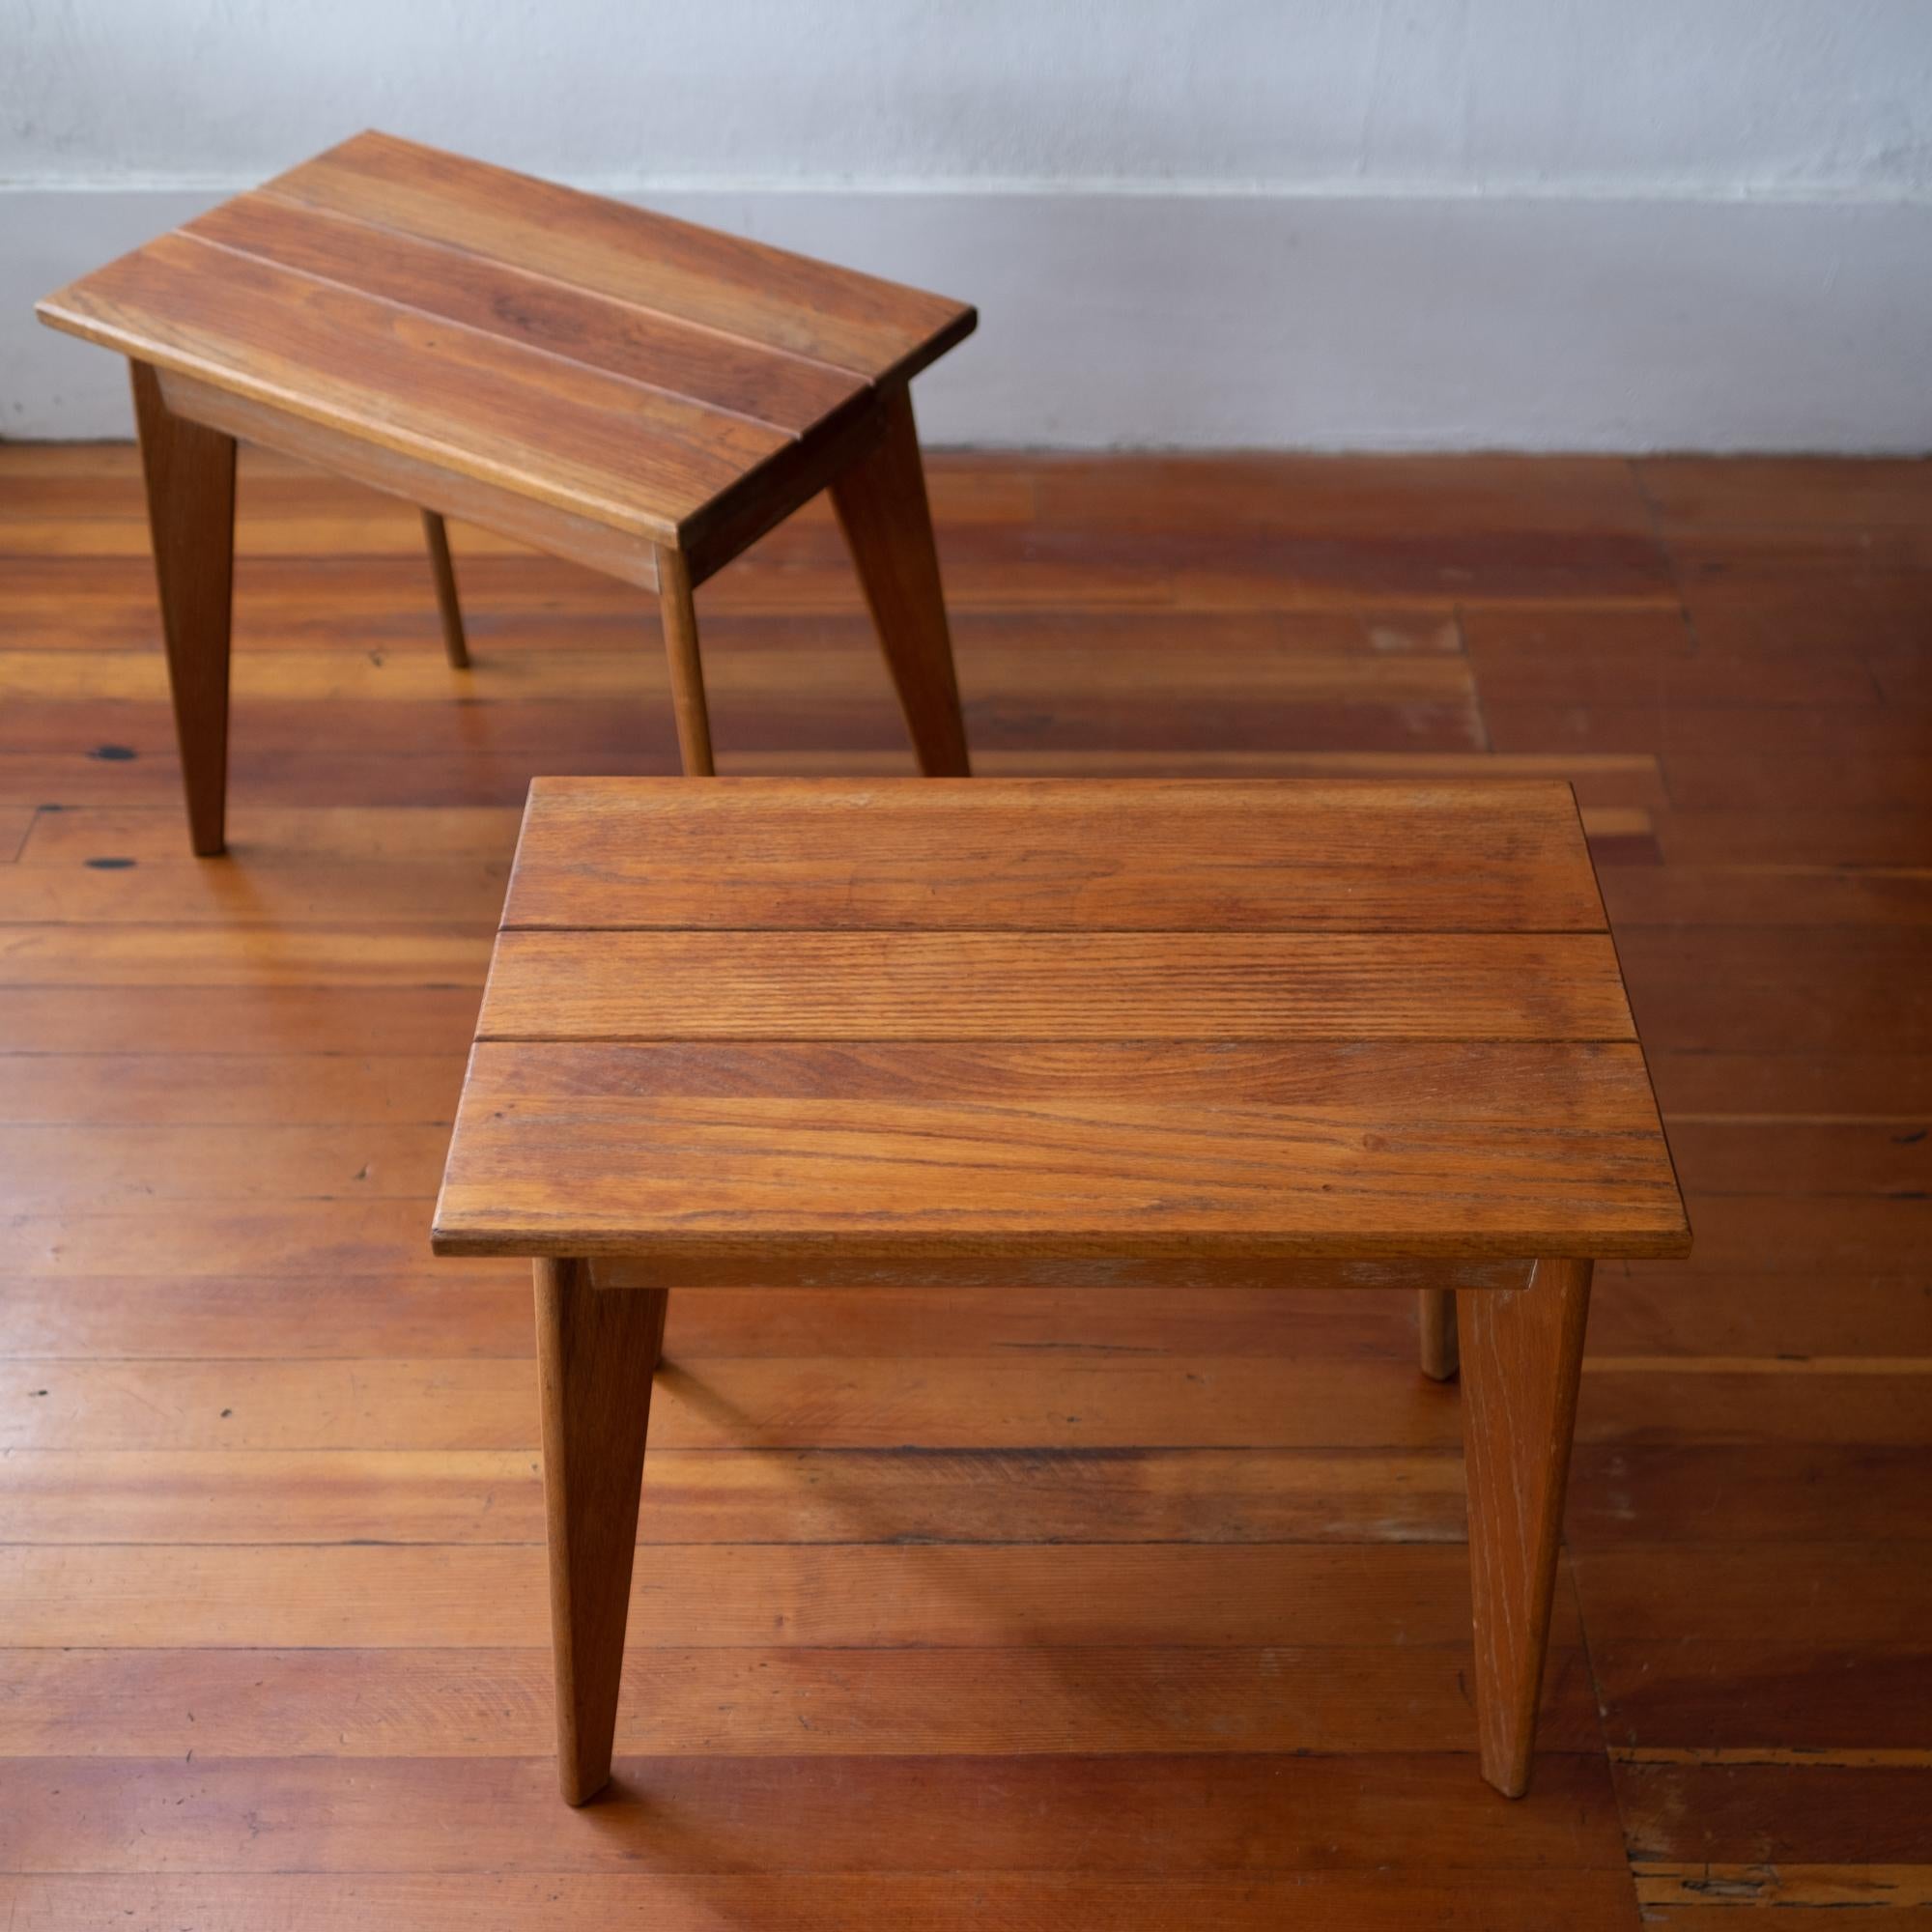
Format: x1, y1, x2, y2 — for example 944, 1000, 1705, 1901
36, 131, 976, 853
432, 778, 1689, 1806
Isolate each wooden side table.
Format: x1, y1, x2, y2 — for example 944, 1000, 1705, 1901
433, 778, 1689, 1806
36, 131, 976, 853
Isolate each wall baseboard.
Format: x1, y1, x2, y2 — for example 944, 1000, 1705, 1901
7, 183, 1930, 450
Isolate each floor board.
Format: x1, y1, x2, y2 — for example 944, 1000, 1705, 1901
1, 441, 1926, 1923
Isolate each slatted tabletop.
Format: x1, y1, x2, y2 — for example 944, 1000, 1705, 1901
36, 130, 975, 554
432, 779, 1689, 1281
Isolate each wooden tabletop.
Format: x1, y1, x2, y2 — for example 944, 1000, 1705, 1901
432, 780, 1689, 1283
36, 130, 975, 556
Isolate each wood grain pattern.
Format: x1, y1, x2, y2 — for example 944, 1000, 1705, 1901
0, 1873, 1649, 1932
436, 1037, 1638, 1106
266, 131, 977, 384
0, 1751, 1628, 1876
0, 1353, 1480, 1453
8, 1350, 1908, 1456
474, 930, 1636, 1040
6, 440, 1918, 1921
434, 1043, 1683, 1271
499, 778, 1609, 931
0, 1642, 1604, 1758
2, 1541, 1579, 1651
1614, 1758, 1932, 1865
439, 779, 1679, 1274
185, 190, 871, 435
0, 1444, 1476, 1547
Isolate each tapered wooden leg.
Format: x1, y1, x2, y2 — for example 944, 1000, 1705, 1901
1457, 1258, 1593, 1797
830, 386, 972, 776
535, 1258, 668, 1805
1418, 1288, 1459, 1379
129, 361, 236, 857
420, 510, 469, 668
653, 546, 715, 775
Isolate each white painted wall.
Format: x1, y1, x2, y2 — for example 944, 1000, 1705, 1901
7, 0, 1932, 447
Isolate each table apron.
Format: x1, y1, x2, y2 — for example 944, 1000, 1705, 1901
570, 1255, 1545, 1293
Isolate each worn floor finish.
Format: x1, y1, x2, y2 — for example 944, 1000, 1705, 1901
0, 444, 1927, 1927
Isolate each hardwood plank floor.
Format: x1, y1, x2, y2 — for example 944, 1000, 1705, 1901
1, 441, 1926, 1925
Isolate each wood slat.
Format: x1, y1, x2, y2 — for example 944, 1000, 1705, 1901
1641, 1193, 1925, 1276
3, 689, 1485, 764
0, 923, 488, 987
0, 857, 509, 927
0, 1444, 1471, 1546
1588, 1272, 1932, 1358
0, 1542, 1573, 1649
0, 1202, 441, 1277
1601, 865, 1932, 928
0, 744, 1659, 814
475, 930, 1635, 1042
0, 641, 1479, 706
1594, 1639, 1932, 1748
1573, 1366, 1932, 1446
1573, 1544, 1932, 1646
0, 1356, 1464, 1452
449, 1037, 1647, 1104
0, 1749, 1624, 1874
0, 1122, 449, 1199
0, 1872, 1649, 1932
1664, 1120, 1932, 1195
0, 986, 482, 1054
0, 1274, 1511, 1361
1634, 1866, 1932, 1918
24, 1350, 1866, 1457
43, 233, 788, 542
15, 804, 522, 865
0, 1274, 532, 1359
269, 130, 976, 384
1615, 1760, 1932, 1864
0, 1641, 1603, 1758
1648, 1049, 1932, 1118
502, 777, 1607, 931
1633, 455, 1932, 535
434, 1043, 1682, 1266
0, 1054, 466, 1125
1570, 1445, 1932, 1542
188, 192, 868, 437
